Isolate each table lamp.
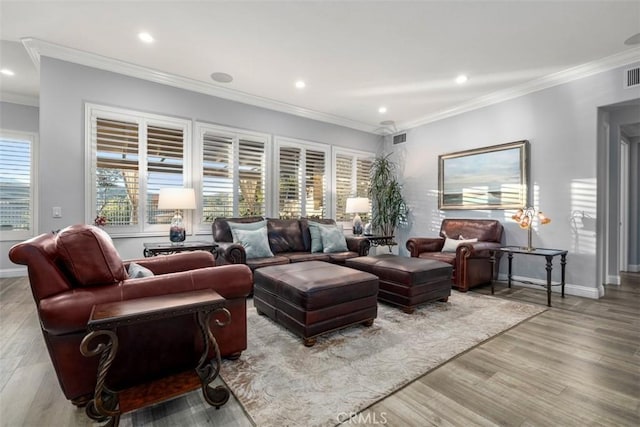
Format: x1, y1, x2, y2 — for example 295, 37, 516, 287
512, 207, 551, 251
158, 188, 196, 244
345, 197, 370, 235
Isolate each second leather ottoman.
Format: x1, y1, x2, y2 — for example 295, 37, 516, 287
346, 254, 452, 314
253, 261, 379, 346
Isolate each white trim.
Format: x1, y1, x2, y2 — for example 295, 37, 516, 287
0, 92, 39, 107
627, 264, 640, 273
400, 48, 640, 130
0, 267, 28, 278
606, 274, 621, 285
22, 37, 378, 134
495, 273, 601, 299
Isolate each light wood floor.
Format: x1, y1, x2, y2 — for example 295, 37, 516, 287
1, 274, 638, 426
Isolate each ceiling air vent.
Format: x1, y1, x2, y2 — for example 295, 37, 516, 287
625, 66, 640, 88
393, 133, 407, 145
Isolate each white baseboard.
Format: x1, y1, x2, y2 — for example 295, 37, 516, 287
606, 275, 621, 285
0, 267, 27, 278
495, 273, 600, 299
627, 264, 639, 273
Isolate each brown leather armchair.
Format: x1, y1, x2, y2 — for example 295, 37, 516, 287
8, 224, 253, 406
406, 219, 503, 292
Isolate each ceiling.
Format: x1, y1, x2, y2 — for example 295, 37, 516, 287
1, 1, 639, 134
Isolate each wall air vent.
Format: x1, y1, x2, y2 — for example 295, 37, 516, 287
393, 133, 407, 145
625, 66, 640, 88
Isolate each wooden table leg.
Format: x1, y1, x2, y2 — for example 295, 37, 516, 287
490, 251, 496, 295
545, 255, 553, 307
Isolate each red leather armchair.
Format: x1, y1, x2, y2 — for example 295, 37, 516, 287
8, 225, 253, 406
406, 219, 503, 292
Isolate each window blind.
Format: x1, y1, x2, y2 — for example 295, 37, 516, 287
0, 138, 31, 232
202, 132, 234, 220
146, 125, 184, 224
278, 146, 302, 219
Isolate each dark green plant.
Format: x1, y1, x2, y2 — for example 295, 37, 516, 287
368, 154, 408, 236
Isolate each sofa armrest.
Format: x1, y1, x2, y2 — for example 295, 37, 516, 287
215, 242, 247, 265
345, 236, 371, 256
406, 237, 444, 257
126, 251, 215, 275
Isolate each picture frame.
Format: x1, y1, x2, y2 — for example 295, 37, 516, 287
438, 140, 530, 210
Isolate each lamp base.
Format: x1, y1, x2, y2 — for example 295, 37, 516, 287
352, 214, 363, 235
169, 212, 186, 243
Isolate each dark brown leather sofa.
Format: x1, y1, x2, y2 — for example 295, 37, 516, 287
213, 217, 370, 271
8, 224, 253, 406
406, 219, 503, 292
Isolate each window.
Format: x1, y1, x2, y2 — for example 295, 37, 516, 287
194, 123, 269, 230
86, 104, 191, 235
333, 148, 374, 221
0, 130, 37, 241
275, 137, 330, 219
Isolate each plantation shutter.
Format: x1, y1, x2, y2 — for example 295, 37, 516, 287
202, 132, 234, 220
95, 118, 140, 226
356, 157, 372, 197
334, 154, 353, 221
146, 125, 184, 224
279, 147, 302, 219
238, 138, 266, 216
0, 138, 31, 231
305, 149, 326, 218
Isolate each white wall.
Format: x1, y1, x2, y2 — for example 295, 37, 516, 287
0, 101, 39, 275
387, 62, 640, 298
34, 57, 380, 261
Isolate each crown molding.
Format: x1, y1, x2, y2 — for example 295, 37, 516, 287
0, 91, 39, 107
21, 38, 379, 134
399, 47, 640, 131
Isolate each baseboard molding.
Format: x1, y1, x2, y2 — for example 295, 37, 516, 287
0, 267, 27, 278
495, 273, 600, 299
606, 275, 621, 285
627, 264, 639, 273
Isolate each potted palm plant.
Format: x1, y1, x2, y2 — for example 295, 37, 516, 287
368, 154, 408, 236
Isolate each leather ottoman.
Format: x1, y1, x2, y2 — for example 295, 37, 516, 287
346, 254, 452, 314
253, 261, 379, 346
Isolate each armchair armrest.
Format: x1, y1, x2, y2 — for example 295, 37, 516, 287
345, 236, 371, 256
215, 242, 247, 265
126, 251, 215, 275
456, 241, 502, 259
406, 237, 445, 257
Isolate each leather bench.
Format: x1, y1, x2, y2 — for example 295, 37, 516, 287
253, 261, 379, 346
346, 254, 452, 314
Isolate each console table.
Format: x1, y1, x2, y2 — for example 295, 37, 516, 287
489, 246, 568, 307
143, 241, 218, 258
362, 235, 397, 253
80, 289, 231, 426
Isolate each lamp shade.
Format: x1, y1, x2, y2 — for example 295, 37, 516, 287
158, 188, 196, 210
345, 197, 370, 213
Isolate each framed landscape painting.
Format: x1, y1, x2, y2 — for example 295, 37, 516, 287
438, 140, 529, 210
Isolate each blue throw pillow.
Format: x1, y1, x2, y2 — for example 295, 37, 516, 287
228, 219, 267, 241
127, 262, 154, 279
233, 226, 274, 259
319, 224, 348, 253
307, 221, 325, 253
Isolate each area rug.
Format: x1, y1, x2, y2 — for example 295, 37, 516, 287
221, 292, 545, 427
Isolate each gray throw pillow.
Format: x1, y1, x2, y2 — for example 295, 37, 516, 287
319, 224, 348, 253
127, 262, 154, 278
307, 221, 324, 253
228, 219, 267, 241
233, 226, 274, 259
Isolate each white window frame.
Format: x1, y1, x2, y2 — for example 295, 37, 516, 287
0, 129, 38, 241
193, 122, 271, 234
273, 136, 331, 219
331, 146, 375, 222
85, 103, 192, 237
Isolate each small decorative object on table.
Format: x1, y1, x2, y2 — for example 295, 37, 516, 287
157, 188, 196, 244
94, 215, 108, 227
345, 197, 370, 235
511, 207, 551, 251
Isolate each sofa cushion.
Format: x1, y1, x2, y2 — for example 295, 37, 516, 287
213, 216, 264, 242
127, 262, 154, 278
246, 255, 291, 271
306, 221, 325, 253
267, 218, 305, 253
319, 224, 349, 253
228, 219, 268, 241
233, 226, 274, 259
281, 252, 331, 263
441, 237, 478, 252
55, 224, 127, 287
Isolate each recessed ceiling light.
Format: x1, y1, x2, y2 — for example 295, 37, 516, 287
0, 68, 15, 76
138, 32, 154, 43
624, 33, 640, 45
379, 120, 395, 126
456, 75, 468, 84
211, 72, 233, 83
378, 106, 387, 114
295, 80, 306, 89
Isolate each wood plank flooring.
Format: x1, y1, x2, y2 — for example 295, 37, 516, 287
1, 273, 638, 426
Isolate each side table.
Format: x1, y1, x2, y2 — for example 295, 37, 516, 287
489, 246, 568, 307
143, 241, 218, 258
80, 289, 231, 426
362, 235, 397, 253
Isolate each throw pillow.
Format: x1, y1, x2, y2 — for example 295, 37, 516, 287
228, 219, 267, 241
127, 262, 154, 279
319, 224, 349, 253
307, 221, 325, 253
441, 237, 478, 252
233, 226, 274, 259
